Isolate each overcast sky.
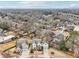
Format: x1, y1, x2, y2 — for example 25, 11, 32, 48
0, 1, 79, 9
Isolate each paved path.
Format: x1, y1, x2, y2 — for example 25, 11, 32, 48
0, 40, 16, 52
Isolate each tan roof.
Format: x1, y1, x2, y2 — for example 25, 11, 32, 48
52, 30, 70, 36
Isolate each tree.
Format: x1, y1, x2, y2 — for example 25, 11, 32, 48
0, 21, 11, 30
59, 41, 69, 51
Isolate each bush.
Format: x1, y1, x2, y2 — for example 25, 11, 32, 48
59, 41, 68, 52
0, 21, 11, 30
70, 31, 79, 36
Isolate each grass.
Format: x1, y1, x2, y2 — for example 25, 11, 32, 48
69, 31, 79, 36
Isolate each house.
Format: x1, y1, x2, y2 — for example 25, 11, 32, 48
52, 28, 70, 41
74, 25, 79, 31
32, 38, 49, 50
42, 41, 49, 49
0, 28, 3, 33
32, 38, 42, 50
0, 35, 15, 43
66, 26, 74, 31
42, 41, 49, 58
32, 42, 37, 49
0, 28, 5, 36
16, 38, 30, 58
20, 42, 30, 58
5, 31, 17, 36
16, 38, 28, 54
54, 34, 64, 43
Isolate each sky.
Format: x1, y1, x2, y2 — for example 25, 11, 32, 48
0, 1, 79, 9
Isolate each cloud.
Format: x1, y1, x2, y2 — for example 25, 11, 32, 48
18, 1, 32, 4
0, 1, 79, 9
69, 4, 79, 8
17, 1, 52, 9
18, 1, 49, 6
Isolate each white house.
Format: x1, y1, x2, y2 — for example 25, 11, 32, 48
32, 42, 37, 49
42, 42, 49, 58
32, 38, 42, 49
74, 25, 79, 31
0, 35, 15, 43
